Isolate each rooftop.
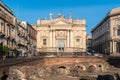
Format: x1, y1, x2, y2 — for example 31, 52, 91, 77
0, 0, 13, 14
108, 7, 120, 16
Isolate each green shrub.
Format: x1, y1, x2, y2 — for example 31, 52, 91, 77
2, 46, 9, 55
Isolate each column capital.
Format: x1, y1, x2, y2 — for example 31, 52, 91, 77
67, 29, 71, 32
52, 29, 55, 31
50, 29, 55, 32
49, 30, 52, 32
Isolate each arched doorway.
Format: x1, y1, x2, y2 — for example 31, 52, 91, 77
57, 66, 68, 75
74, 65, 86, 72
87, 65, 96, 73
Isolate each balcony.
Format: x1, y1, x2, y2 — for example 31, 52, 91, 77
10, 35, 15, 41
112, 36, 120, 42
18, 41, 23, 46
28, 34, 31, 37
0, 12, 6, 20
0, 12, 14, 25
0, 31, 5, 37
17, 32, 20, 36
5, 35, 10, 39
27, 41, 30, 44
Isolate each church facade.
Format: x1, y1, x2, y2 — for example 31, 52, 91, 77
35, 13, 86, 53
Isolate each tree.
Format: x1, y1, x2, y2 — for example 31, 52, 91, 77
2, 46, 9, 56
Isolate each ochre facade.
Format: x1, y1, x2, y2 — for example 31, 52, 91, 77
36, 14, 86, 53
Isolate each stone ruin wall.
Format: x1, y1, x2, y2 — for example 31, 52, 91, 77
1, 57, 120, 80
7, 57, 113, 80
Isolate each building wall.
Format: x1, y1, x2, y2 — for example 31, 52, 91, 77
19, 21, 37, 56
110, 15, 120, 54
92, 7, 120, 55
16, 20, 28, 56
86, 34, 92, 52
92, 19, 110, 54
0, 1, 16, 51
26, 22, 37, 55
0, 1, 38, 57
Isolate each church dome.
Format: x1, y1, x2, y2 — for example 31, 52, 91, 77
108, 7, 120, 16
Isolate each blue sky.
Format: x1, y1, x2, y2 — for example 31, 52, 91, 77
2, 0, 120, 34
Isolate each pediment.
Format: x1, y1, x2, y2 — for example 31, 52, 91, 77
53, 21, 70, 26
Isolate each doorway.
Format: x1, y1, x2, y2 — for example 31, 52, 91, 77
58, 40, 64, 52
116, 42, 120, 53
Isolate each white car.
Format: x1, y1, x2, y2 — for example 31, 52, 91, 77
94, 53, 103, 57
87, 52, 92, 55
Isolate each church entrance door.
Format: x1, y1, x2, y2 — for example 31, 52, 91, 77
58, 40, 64, 52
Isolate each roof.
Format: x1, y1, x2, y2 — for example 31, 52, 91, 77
0, 1, 13, 14
92, 7, 120, 32
108, 7, 120, 16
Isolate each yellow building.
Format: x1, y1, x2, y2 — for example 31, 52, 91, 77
36, 13, 86, 53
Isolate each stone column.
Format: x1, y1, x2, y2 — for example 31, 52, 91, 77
70, 30, 73, 47
110, 41, 113, 54
69, 30, 71, 47
51, 30, 53, 47
67, 30, 69, 47
53, 30, 55, 47
114, 42, 117, 53
113, 41, 115, 53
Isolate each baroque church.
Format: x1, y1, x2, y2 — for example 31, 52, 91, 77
34, 13, 86, 54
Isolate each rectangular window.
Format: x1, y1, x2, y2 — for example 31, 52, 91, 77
76, 39, 80, 42
76, 39, 80, 46
117, 29, 120, 36
43, 39, 46, 45
118, 19, 120, 25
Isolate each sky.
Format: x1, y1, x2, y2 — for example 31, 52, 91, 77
1, 0, 120, 34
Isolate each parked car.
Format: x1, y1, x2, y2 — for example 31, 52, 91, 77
94, 53, 103, 57
87, 52, 92, 55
